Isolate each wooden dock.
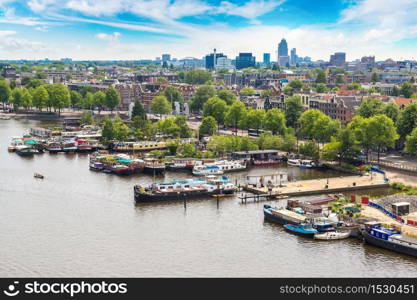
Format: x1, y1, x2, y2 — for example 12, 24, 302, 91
242, 173, 389, 198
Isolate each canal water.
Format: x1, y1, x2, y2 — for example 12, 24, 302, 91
0, 119, 416, 277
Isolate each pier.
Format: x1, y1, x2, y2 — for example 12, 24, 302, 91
243, 173, 389, 198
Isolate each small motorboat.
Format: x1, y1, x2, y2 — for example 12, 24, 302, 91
284, 224, 318, 237
314, 231, 351, 240
34, 173, 44, 179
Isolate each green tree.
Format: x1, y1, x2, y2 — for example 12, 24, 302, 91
382, 102, 400, 124
298, 109, 339, 144
288, 80, 303, 89
299, 141, 319, 159
113, 116, 130, 141
202, 96, 227, 127
163, 85, 183, 108
315, 83, 327, 93
183, 69, 213, 84
80, 111, 94, 125
150, 95, 172, 115
322, 128, 360, 164
104, 87, 120, 113
405, 128, 417, 156
174, 115, 192, 138
131, 100, 147, 120
11, 88, 23, 111
347, 82, 360, 90
357, 98, 384, 118
217, 89, 237, 105
93, 91, 106, 113
225, 100, 246, 132
240, 87, 256, 95
70, 90, 82, 108
32, 85, 49, 111
83, 92, 94, 110
101, 117, 116, 141
336, 74, 345, 84
190, 85, 216, 112
241, 108, 265, 133
284, 95, 303, 128
315, 70, 327, 84
49, 84, 70, 115
401, 82, 413, 98
21, 88, 32, 110
367, 115, 399, 162
0, 80, 11, 109
264, 108, 287, 135
397, 103, 417, 138
177, 143, 197, 157
282, 129, 297, 152
199, 116, 217, 136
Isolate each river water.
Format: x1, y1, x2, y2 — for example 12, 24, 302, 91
0, 119, 416, 277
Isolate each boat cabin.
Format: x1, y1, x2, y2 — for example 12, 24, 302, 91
231, 150, 281, 161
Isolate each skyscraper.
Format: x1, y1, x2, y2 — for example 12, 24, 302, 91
205, 49, 226, 69
278, 38, 290, 66
162, 54, 171, 62
263, 53, 271, 65
290, 48, 297, 65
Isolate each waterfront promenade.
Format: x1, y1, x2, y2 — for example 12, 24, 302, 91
244, 173, 388, 197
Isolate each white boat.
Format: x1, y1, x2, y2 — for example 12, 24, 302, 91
192, 165, 224, 176
287, 159, 301, 166
215, 160, 247, 173
8, 137, 24, 152
314, 231, 351, 240
299, 160, 315, 169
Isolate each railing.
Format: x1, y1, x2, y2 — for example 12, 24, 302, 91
370, 160, 417, 175
366, 200, 417, 227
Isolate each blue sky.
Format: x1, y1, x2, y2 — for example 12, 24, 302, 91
0, 0, 416, 60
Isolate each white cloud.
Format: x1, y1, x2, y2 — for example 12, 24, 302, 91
95, 32, 121, 43
217, 0, 284, 19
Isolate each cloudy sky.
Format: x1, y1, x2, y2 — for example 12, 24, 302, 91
0, 0, 416, 61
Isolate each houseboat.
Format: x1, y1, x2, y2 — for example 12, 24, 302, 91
113, 141, 167, 152
215, 160, 247, 173
16, 146, 39, 156
76, 139, 93, 152
62, 140, 77, 153
362, 222, 417, 257
263, 205, 307, 225
192, 165, 224, 176
143, 158, 166, 175
47, 141, 63, 153
134, 176, 236, 202
166, 158, 195, 171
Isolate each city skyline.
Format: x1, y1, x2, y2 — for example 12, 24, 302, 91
0, 0, 416, 61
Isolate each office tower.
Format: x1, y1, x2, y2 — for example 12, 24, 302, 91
330, 52, 346, 66
263, 53, 271, 64
235, 53, 256, 69
205, 49, 226, 69
290, 48, 297, 65
278, 38, 290, 66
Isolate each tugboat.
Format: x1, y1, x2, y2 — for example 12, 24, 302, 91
134, 176, 236, 202
362, 222, 417, 257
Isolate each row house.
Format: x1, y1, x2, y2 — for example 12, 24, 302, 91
308, 94, 356, 125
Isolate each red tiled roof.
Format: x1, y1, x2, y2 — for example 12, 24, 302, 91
393, 97, 417, 107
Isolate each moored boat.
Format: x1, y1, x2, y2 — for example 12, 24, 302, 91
362, 222, 417, 257
47, 141, 63, 153
284, 224, 318, 237
8, 137, 24, 152
314, 231, 351, 240
16, 146, 39, 156
299, 160, 315, 169
263, 205, 306, 225
143, 159, 166, 175
62, 140, 77, 153
192, 165, 224, 176
134, 176, 236, 202
287, 159, 301, 166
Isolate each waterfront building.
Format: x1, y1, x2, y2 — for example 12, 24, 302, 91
330, 52, 346, 67
235, 53, 256, 69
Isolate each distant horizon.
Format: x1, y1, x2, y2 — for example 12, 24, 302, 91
0, 0, 416, 61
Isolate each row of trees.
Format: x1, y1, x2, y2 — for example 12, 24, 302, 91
0, 79, 120, 114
